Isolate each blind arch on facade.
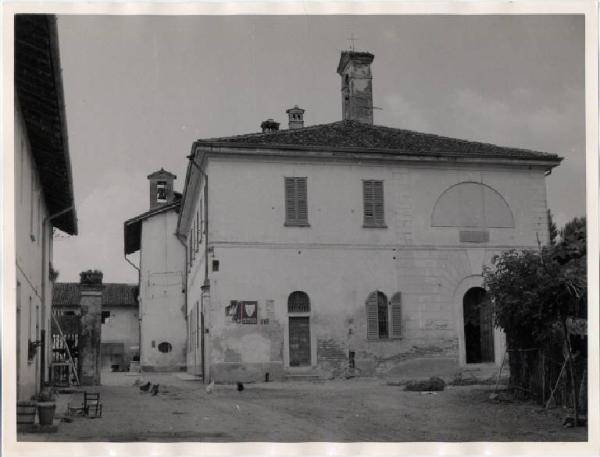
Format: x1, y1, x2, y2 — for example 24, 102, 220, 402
288, 291, 310, 313
431, 181, 514, 228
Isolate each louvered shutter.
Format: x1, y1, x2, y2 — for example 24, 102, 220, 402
363, 180, 385, 226
296, 178, 308, 223
198, 200, 203, 243
366, 292, 379, 340
196, 211, 200, 251
285, 177, 297, 223
390, 292, 402, 338
373, 181, 384, 225
285, 177, 308, 225
363, 181, 374, 223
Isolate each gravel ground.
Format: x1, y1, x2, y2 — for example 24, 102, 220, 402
18, 372, 587, 442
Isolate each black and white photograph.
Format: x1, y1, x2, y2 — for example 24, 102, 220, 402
3, 2, 598, 453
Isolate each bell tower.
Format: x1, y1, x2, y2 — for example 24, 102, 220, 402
336, 50, 375, 124
147, 168, 176, 210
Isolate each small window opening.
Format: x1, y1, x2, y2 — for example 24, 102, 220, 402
101, 311, 111, 324
212, 260, 220, 272
156, 181, 167, 202
158, 342, 172, 353
288, 291, 310, 313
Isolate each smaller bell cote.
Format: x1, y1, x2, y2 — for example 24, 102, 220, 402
148, 168, 176, 210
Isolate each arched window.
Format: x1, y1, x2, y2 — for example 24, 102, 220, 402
366, 291, 403, 340
288, 291, 310, 313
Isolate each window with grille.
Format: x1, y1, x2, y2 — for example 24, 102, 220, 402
284, 177, 309, 226
288, 291, 310, 313
363, 180, 385, 227
366, 291, 402, 340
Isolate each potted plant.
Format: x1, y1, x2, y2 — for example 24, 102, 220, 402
36, 386, 56, 426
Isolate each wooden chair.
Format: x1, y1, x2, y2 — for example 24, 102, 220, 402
84, 392, 102, 418
67, 391, 102, 418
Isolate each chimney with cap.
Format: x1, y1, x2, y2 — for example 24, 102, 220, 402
336, 51, 375, 124
286, 105, 305, 129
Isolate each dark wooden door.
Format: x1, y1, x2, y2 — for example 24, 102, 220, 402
289, 317, 311, 367
463, 287, 494, 363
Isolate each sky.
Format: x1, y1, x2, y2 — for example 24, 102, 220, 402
52, 14, 586, 283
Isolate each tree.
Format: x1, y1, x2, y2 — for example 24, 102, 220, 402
547, 209, 559, 245
483, 217, 586, 400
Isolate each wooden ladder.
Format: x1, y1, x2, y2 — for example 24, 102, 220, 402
51, 313, 80, 386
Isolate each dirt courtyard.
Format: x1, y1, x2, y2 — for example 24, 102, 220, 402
19, 373, 586, 442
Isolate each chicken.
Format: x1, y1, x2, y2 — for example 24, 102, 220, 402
139, 381, 151, 392
206, 379, 215, 394
150, 384, 160, 396
237, 382, 244, 392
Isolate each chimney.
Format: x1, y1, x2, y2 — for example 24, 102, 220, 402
147, 168, 176, 210
286, 105, 305, 129
336, 51, 375, 124
261, 119, 280, 133
79, 269, 103, 385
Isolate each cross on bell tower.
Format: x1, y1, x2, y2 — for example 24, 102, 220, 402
348, 33, 358, 51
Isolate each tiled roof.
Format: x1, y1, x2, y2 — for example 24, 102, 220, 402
198, 120, 561, 162
15, 15, 78, 235
123, 195, 181, 255
53, 283, 139, 308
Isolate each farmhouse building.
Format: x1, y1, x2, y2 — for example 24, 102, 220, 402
125, 50, 562, 382
124, 170, 187, 371
14, 15, 78, 399
174, 50, 562, 382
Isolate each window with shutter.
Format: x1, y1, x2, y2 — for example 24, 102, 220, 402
195, 210, 200, 252
284, 177, 309, 226
390, 292, 403, 338
191, 221, 195, 260
188, 235, 193, 270
363, 180, 386, 227
367, 291, 390, 340
366, 293, 378, 339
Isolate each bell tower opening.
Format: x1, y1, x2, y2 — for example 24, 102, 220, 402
147, 168, 176, 210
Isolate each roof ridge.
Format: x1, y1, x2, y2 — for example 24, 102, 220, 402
198, 120, 346, 142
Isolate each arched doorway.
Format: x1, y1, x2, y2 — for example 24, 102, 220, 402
463, 287, 494, 363
288, 291, 311, 367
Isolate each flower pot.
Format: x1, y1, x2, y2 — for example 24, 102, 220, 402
17, 401, 37, 425
37, 402, 56, 426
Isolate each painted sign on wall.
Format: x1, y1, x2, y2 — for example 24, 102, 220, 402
226, 300, 258, 324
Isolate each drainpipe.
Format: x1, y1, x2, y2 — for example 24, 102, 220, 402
124, 253, 141, 370
175, 233, 189, 316
41, 205, 74, 388
175, 233, 189, 373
